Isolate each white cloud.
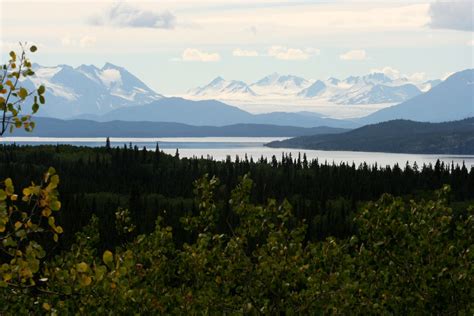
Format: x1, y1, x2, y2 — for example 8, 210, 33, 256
429, 0, 473, 32
61, 35, 97, 48
79, 36, 96, 48
233, 48, 259, 57
340, 49, 367, 61
407, 72, 427, 83
89, 2, 176, 29
267, 46, 319, 60
370, 66, 400, 79
305, 48, 321, 55
371, 66, 428, 82
182, 48, 220, 62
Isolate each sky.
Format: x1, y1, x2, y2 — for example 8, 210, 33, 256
1, 0, 473, 95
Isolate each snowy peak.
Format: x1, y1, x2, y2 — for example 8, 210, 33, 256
25, 63, 162, 118
253, 72, 280, 86
362, 72, 393, 85
189, 77, 256, 98
250, 73, 311, 95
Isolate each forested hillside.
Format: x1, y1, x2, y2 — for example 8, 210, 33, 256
268, 118, 474, 154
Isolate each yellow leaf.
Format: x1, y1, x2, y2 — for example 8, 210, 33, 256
14, 221, 22, 230
103, 250, 114, 268
50, 174, 59, 185
42, 208, 52, 217
22, 187, 32, 196
81, 276, 92, 287
10, 194, 17, 201
55, 226, 63, 234
42, 303, 51, 311
76, 262, 89, 273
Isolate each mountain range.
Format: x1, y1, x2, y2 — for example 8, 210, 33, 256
187, 72, 439, 106
267, 117, 474, 154
80, 69, 472, 128
20, 63, 472, 129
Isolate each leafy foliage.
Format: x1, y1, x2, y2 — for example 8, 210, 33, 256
0, 173, 472, 314
0, 168, 62, 288
0, 43, 45, 136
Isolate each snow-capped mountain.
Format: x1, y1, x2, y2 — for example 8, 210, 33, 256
360, 69, 474, 124
249, 73, 312, 95
327, 73, 422, 105
188, 77, 256, 98
24, 63, 162, 118
186, 72, 439, 107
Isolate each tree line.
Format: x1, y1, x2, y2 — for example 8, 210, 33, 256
0, 143, 473, 249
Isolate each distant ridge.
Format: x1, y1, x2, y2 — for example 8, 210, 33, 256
8, 117, 349, 138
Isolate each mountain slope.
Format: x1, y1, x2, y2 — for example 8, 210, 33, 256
9, 117, 348, 137
359, 69, 474, 124
25, 63, 162, 118
267, 118, 474, 154
330, 83, 421, 105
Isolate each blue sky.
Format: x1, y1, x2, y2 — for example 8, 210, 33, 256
1, 0, 472, 94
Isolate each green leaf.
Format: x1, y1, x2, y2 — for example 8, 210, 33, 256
30, 45, 37, 53
50, 200, 61, 211
32, 103, 39, 114
18, 87, 28, 100
37, 85, 45, 95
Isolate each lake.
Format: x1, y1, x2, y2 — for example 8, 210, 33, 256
2, 136, 474, 168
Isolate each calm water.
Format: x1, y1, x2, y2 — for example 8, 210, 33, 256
2, 137, 474, 168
